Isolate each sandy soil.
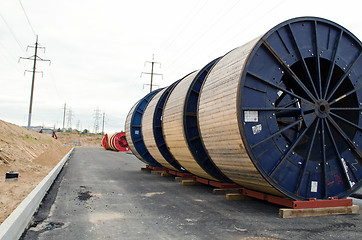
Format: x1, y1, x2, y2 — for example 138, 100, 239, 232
0, 120, 102, 224
56, 131, 103, 147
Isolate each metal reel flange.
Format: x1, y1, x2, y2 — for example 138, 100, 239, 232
239, 17, 361, 200
153, 80, 185, 171
184, 57, 232, 182
129, 89, 163, 167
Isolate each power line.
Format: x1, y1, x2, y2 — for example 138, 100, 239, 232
161, 0, 241, 74
224, 0, 285, 45
18, 0, 37, 36
156, 0, 208, 59
0, 12, 25, 53
182, 0, 267, 65
163, 0, 285, 78
0, 41, 23, 73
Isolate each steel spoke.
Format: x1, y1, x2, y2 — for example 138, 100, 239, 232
279, 99, 300, 108
295, 119, 320, 194
323, 30, 343, 99
321, 119, 328, 198
275, 91, 287, 106
277, 119, 296, 125
287, 24, 319, 99
247, 71, 312, 103
325, 120, 355, 188
314, 21, 322, 98
330, 112, 362, 131
270, 119, 314, 177
261, 41, 318, 103
329, 84, 362, 105
251, 119, 304, 149
326, 52, 361, 101
276, 109, 302, 118
326, 116, 362, 159
330, 107, 362, 111
242, 107, 301, 111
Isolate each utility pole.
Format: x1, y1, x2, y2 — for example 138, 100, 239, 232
101, 112, 105, 140
141, 54, 163, 92
66, 108, 73, 130
93, 107, 101, 134
19, 35, 50, 129
62, 103, 66, 132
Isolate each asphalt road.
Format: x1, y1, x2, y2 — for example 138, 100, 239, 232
21, 147, 362, 240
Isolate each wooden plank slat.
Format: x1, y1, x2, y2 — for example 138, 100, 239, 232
279, 205, 359, 218
142, 89, 178, 171
198, 43, 281, 196
226, 193, 251, 201
163, 71, 217, 181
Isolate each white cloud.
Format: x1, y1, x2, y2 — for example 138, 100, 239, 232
0, 0, 361, 133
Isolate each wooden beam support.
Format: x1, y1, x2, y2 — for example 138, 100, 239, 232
279, 205, 359, 218
151, 170, 166, 175
182, 179, 202, 186
175, 177, 194, 182
161, 172, 172, 177
226, 193, 251, 201
213, 188, 240, 195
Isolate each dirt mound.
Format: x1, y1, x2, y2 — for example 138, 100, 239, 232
55, 132, 103, 147
0, 120, 72, 224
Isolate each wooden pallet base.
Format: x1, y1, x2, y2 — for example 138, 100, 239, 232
213, 188, 240, 195
226, 193, 251, 201
175, 177, 194, 182
142, 165, 359, 218
182, 179, 203, 186
161, 172, 172, 177
151, 170, 166, 175
280, 205, 359, 218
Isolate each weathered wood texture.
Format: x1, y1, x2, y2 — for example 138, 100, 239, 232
198, 42, 281, 196
279, 205, 359, 218
142, 89, 178, 171
181, 179, 203, 186
163, 71, 217, 181
175, 177, 194, 182
125, 101, 147, 164
225, 193, 250, 201
213, 188, 240, 195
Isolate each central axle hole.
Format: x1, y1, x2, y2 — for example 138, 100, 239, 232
319, 104, 326, 112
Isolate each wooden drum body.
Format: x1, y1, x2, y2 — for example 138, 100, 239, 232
125, 17, 361, 201
199, 17, 362, 200
142, 81, 185, 171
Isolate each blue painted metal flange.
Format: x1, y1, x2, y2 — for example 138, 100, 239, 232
238, 17, 361, 200
183, 58, 232, 182
152, 80, 187, 171
130, 89, 163, 167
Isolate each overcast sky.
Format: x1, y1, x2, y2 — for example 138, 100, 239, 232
0, 0, 361, 134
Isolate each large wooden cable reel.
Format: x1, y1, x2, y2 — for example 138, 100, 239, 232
198, 17, 361, 200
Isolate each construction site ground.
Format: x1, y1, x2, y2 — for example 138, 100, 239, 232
21, 147, 362, 240
0, 120, 102, 224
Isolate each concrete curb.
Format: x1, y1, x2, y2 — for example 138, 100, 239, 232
0, 148, 74, 240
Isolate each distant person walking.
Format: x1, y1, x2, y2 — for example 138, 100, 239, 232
52, 130, 58, 139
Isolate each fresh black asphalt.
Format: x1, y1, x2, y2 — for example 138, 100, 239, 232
21, 147, 362, 240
